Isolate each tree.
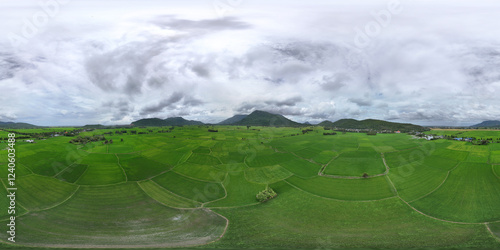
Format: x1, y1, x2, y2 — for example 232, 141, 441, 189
121, 138, 124, 142
247, 125, 250, 130
256, 186, 277, 202
362, 172, 369, 178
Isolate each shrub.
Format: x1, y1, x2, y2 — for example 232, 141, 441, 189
256, 187, 277, 202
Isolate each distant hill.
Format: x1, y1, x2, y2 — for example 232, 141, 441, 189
319, 119, 428, 132
82, 124, 106, 129
0, 121, 40, 129
233, 110, 302, 127
132, 117, 204, 126
164, 117, 204, 126
218, 115, 247, 125
317, 120, 335, 127
471, 120, 500, 128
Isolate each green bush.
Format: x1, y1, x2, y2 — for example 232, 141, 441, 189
256, 187, 277, 202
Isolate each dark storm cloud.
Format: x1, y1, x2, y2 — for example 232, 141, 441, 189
348, 97, 372, 107
153, 16, 251, 31
0, 52, 23, 80
318, 74, 348, 92
183, 96, 204, 106
191, 64, 210, 78
101, 99, 135, 121
264, 96, 303, 107
139, 92, 203, 116
235, 99, 306, 117
272, 41, 333, 65
85, 39, 168, 96
140, 92, 184, 115
463, 47, 500, 86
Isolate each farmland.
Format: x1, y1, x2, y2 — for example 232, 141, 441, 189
0, 126, 499, 249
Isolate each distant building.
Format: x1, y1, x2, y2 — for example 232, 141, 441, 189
25, 140, 34, 143
395, 130, 401, 134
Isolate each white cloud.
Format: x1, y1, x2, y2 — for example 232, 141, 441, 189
1, 0, 500, 126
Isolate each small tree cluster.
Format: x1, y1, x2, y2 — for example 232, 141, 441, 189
69, 135, 106, 144
256, 187, 277, 202
323, 132, 337, 135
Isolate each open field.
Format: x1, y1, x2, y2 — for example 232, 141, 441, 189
0, 126, 499, 248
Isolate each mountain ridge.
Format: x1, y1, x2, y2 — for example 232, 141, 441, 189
131, 117, 204, 126
471, 120, 500, 128
0, 121, 40, 129
232, 110, 302, 127
319, 118, 428, 132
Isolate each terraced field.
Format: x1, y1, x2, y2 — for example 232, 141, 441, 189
0, 127, 499, 249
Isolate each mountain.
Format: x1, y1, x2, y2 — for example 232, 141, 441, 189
471, 120, 500, 128
163, 117, 204, 126
317, 120, 335, 127
0, 121, 40, 129
233, 110, 302, 127
218, 115, 247, 125
319, 119, 428, 132
131, 117, 204, 126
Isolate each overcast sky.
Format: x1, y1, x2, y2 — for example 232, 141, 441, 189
1, 0, 500, 126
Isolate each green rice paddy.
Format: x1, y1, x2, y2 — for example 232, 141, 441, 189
0, 126, 499, 248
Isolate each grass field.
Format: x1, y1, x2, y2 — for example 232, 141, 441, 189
0, 126, 499, 249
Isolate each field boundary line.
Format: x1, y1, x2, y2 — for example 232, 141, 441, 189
406, 161, 460, 203
485, 223, 500, 242
202, 173, 229, 207
205, 202, 261, 210
384, 175, 399, 196
144, 169, 172, 181
381, 153, 390, 172
398, 197, 484, 225
319, 151, 386, 179
0, 178, 30, 215
318, 152, 342, 176
147, 179, 203, 206
177, 150, 192, 165
53, 163, 74, 178
290, 151, 323, 167
492, 165, 500, 179
73, 165, 89, 184
172, 168, 224, 184
77, 180, 129, 187
18, 163, 34, 175
34, 185, 81, 212
407, 171, 450, 203
115, 154, 128, 182
198, 208, 230, 247
136, 182, 200, 210
283, 179, 397, 203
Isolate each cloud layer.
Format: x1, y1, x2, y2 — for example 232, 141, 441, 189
1, 0, 500, 126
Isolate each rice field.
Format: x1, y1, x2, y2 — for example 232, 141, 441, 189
0, 126, 499, 249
